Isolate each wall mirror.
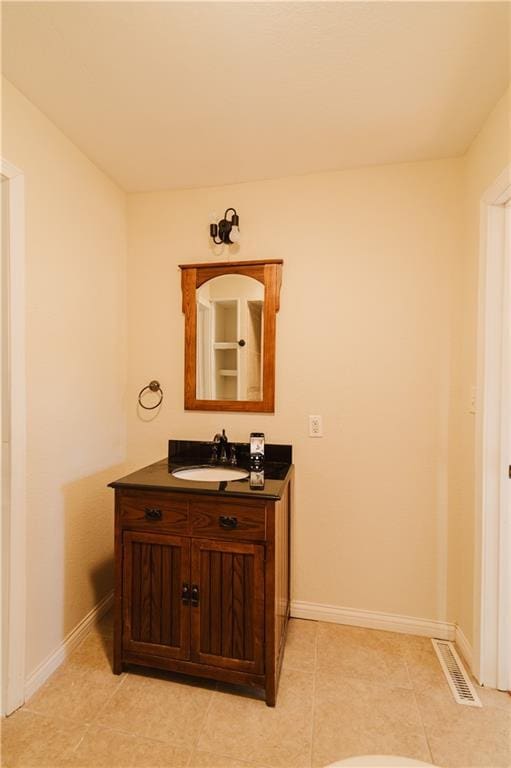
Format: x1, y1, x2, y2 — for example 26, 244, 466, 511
180, 259, 283, 412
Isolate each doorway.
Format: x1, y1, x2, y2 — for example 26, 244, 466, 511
1, 159, 26, 716
475, 165, 511, 692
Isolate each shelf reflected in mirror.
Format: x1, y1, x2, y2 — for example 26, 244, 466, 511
196, 274, 264, 402
180, 259, 283, 413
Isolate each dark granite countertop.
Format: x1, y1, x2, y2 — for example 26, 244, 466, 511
108, 440, 293, 500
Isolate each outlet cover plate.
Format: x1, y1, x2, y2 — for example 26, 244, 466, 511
309, 415, 323, 437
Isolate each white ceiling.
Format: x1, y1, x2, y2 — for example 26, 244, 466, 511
2, 2, 510, 192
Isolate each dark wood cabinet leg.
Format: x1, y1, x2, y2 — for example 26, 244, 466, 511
112, 654, 123, 675
265, 675, 276, 707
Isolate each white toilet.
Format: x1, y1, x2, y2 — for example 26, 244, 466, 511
327, 756, 436, 767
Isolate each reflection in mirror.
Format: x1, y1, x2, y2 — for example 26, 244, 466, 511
196, 275, 264, 401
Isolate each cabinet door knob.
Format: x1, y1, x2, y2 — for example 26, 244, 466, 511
191, 584, 199, 607
144, 508, 162, 521
219, 515, 238, 529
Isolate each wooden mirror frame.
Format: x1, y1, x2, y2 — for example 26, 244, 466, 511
180, 259, 283, 412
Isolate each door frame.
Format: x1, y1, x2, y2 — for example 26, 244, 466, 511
474, 163, 511, 690
1, 158, 27, 715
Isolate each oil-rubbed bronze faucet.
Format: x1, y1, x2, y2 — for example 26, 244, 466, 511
212, 429, 229, 463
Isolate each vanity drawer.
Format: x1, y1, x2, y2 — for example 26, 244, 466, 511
190, 499, 266, 541
118, 491, 189, 533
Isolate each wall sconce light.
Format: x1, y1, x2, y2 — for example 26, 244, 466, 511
210, 208, 240, 244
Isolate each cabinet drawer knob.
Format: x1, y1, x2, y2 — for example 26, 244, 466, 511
219, 515, 238, 529
191, 584, 199, 607
144, 508, 162, 521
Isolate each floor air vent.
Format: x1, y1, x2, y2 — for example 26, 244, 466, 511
431, 639, 482, 707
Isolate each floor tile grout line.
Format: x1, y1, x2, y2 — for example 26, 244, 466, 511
191, 746, 274, 768
13, 704, 93, 734
8, 707, 92, 765
308, 669, 418, 694
405, 657, 435, 766
79, 714, 200, 754
21, 703, 93, 729
66, 721, 93, 758
88, 668, 129, 727
314, 624, 415, 692
187, 680, 219, 761
80, 720, 196, 755
20, 643, 125, 731
401, 637, 415, 691
308, 620, 319, 768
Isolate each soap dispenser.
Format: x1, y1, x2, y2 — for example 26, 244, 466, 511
250, 432, 265, 470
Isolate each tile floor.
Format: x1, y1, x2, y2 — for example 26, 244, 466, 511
2, 613, 510, 768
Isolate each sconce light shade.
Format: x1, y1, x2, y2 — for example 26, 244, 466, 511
210, 208, 240, 245
229, 224, 240, 244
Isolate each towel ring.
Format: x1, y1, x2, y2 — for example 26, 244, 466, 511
138, 380, 163, 410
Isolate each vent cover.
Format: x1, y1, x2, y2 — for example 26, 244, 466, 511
431, 639, 482, 707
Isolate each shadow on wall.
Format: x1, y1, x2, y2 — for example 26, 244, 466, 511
89, 558, 114, 660
62, 463, 125, 663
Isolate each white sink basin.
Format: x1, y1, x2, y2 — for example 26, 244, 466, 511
171, 465, 249, 482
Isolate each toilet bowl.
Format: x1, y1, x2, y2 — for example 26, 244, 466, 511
327, 756, 436, 767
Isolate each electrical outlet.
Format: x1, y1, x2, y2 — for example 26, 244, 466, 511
309, 415, 323, 437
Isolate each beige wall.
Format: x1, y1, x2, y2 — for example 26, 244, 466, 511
1, 78, 128, 678
3, 69, 506, 681
127, 157, 464, 623
448, 87, 511, 646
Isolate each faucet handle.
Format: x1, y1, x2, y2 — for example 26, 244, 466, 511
229, 445, 237, 465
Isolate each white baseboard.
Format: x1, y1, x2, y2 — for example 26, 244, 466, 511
24, 590, 114, 701
22, 594, 473, 703
455, 624, 473, 670
291, 600, 456, 641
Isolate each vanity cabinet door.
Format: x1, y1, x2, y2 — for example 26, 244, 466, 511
122, 531, 190, 661
190, 538, 265, 674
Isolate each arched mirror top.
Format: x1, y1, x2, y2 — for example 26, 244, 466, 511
179, 260, 283, 412
196, 264, 265, 289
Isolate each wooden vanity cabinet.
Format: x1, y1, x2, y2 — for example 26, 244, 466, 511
113, 483, 291, 706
